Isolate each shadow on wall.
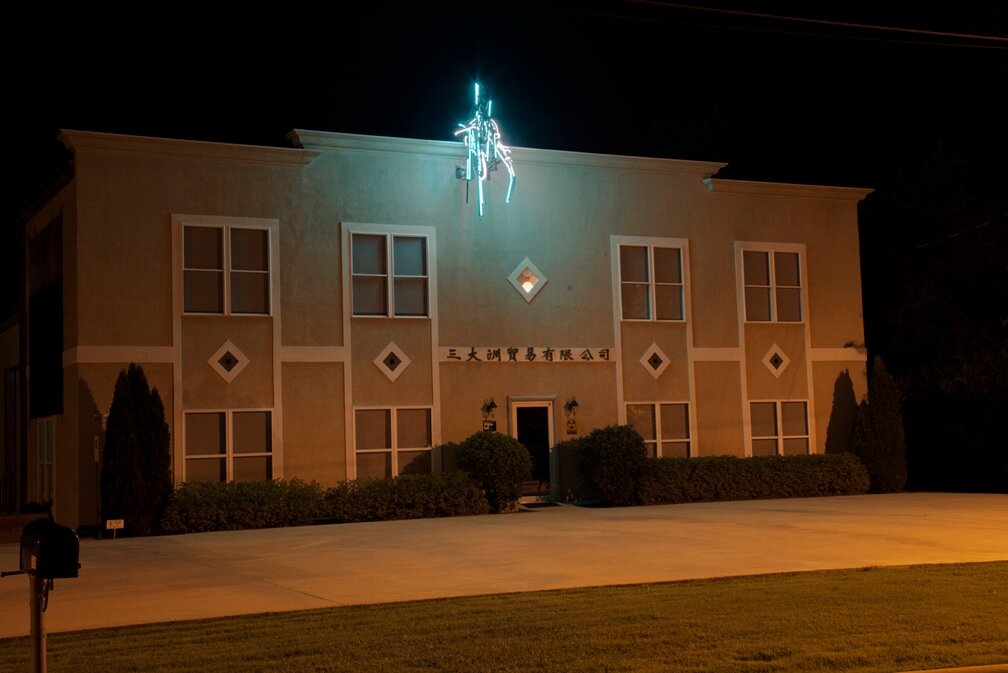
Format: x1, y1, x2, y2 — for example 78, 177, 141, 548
825, 370, 858, 454
78, 379, 101, 529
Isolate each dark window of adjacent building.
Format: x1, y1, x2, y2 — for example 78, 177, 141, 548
28, 213, 63, 418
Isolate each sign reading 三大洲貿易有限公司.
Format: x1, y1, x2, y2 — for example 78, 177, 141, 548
440, 347, 615, 363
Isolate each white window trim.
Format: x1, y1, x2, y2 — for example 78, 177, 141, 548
616, 240, 688, 323
353, 406, 434, 477
748, 399, 810, 456
182, 409, 274, 482
180, 218, 275, 317
347, 226, 431, 319
736, 242, 806, 324
625, 401, 692, 458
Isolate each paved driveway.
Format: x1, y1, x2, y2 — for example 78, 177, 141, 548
2, 492, 1007, 637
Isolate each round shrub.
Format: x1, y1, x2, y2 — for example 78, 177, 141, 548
457, 431, 532, 512
581, 425, 648, 506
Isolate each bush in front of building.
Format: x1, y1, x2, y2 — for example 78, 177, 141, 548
638, 453, 870, 505
456, 431, 533, 512
322, 471, 489, 522
160, 479, 325, 533
580, 425, 648, 506
851, 356, 908, 493
101, 364, 172, 535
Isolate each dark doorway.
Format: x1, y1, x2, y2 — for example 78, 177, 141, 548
515, 405, 551, 498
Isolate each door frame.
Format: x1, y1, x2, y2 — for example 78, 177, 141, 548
508, 396, 556, 499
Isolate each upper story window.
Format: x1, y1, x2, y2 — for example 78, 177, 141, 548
351, 233, 429, 317
618, 244, 684, 321
183, 225, 270, 315
742, 249, 802, 322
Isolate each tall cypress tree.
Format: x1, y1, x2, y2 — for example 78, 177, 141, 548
100, 364, 172, 534
852, 357, 908, 492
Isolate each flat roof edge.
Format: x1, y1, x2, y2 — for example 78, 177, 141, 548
703, 177, 874, 201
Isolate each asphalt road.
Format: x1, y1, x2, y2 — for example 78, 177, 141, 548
2, 492, 1007, 638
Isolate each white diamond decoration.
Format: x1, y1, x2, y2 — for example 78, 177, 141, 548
508, 257, 547, 303
639, 342, 671, 380
374, 342, 411, 382
762, 344, 791, 379
208, 340, 249, 383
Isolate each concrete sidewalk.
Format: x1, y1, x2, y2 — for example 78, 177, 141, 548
2, 492, 1007, 637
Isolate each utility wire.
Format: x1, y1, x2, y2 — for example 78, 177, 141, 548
624, 1, 1008, 43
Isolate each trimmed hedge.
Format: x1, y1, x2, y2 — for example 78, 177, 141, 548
456, 431, 532, 512
580, 425, 648, 507
638, 453, 870, 506
321, 472, 489, 523
160, 479, 325, 534
160, 473, 490, 534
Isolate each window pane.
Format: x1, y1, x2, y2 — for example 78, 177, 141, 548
231, 272, 269, 314
774, 252, 800, 287
234, 456, 272, 482
776, 287, 802, 322
744, 287, 771, 321
660, 403, 690, 440
184, 270, 223, 313
184, 226, 222, 269
352, 234, 386, 275
394, 278, 428, 316
352, 277, 387, 315
355, 409, 391, 450
397, 409, 432, 448
357, 452, 392, 480
186, 457, 225, 482
185, 413, 225, 455
231, 229, 269, 271
621, 284, 650, 319
399, 450, 432, 475
661, 441, 690, 458
620, 246, 649, 283
782, 438, 809, 456
653, 248, 682, 283
743, 250, 769, 286
781, 402, 808, 436
750, 402, 777, 438
643, 442, 658, 458
233, 412, 271, 454
627, 404, 656, 441
393, 236, 426, 276
655, 284, 683, 320
752, 439, 778, 456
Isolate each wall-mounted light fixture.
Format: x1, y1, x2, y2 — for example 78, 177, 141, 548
563, 397, 579, 417
481, 398, 498, 419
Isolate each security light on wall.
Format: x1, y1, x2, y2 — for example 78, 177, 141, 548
481, 398, 498, 419
564, 397, 579, 417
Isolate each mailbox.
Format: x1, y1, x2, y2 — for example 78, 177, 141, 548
20, 518, 80, 579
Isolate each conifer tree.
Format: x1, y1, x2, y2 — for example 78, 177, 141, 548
851, 357, 908, 492
100, 364, 172, 534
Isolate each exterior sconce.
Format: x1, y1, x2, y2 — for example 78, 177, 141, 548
564, 397, 579, 435
481, 398, 498, 419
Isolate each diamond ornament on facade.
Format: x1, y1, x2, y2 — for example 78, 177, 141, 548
762, 344, 791, 379
507, 257, 547, 303
374, 342, 411, 382
208, 340, 249, 383
639, 342, 671, 380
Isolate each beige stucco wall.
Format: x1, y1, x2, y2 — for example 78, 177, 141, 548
48, 130, 868, 518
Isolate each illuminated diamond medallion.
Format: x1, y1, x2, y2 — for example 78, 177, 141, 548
508, 257, 547, 303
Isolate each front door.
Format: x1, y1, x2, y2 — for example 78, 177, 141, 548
512, 401, 554, 499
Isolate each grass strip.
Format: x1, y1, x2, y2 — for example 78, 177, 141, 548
1, 562, 1006, 672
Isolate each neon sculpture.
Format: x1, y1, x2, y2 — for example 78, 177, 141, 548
455, 83, 516, 217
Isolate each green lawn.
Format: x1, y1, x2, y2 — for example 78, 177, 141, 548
2, 562, 1007, 673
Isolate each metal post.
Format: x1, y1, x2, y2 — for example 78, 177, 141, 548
29, 574, 46, 673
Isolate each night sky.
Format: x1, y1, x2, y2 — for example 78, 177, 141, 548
3, 2, 1007, 312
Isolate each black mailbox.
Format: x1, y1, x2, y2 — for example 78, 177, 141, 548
20, 518, 80, 579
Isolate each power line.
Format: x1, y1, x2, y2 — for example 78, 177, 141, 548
622, 1, 1008, 47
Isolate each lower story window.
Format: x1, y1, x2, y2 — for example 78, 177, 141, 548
750, 400, 809, 456
626, 402, 691, 458
355, 407, 432, 479
184, 410, 273, 482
